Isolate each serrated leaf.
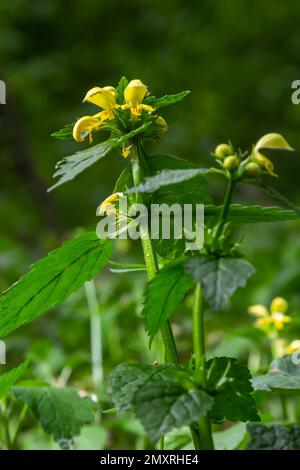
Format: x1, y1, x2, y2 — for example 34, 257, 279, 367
127, 168, 220, 194
205, 204, 298, 225
143, 258, 193, 343
252, 354, 300, 393
109, 363, 213, 441
0, 233, 112, 337
185, 256, 255, 310
206, 357, 259, 422
0, 358, 30, 399
247, 423, 300, 450
245, 181, 300, 215
14, 386, 94, 447
108, 363, 163, 412
145, 90, 191, 108
51, 123, 75, 141
49, 122, 152, 191
134, 376, 213, 441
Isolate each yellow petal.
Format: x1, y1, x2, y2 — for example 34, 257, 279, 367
122, 143, 133, 158
270, 296, 288, 314
97, 192, 123, 216
124, 79, 147, 107
255, 317, 272, 329
254, 152, 278, 177
248, 304, 269, 317
254, 133, 294, 152
271, 312, 291, 330
286, 340, 300, 354
72, 115, 101, 142
156, 116, 168, 137
83, 86, 116, 110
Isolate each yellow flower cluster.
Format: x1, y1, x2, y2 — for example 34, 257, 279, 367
248, 296, 291, 331
72, 79, 167, 152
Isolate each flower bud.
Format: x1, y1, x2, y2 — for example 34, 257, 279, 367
223, 155, 239, 170
245, 162, 261, 176
270, 297, 288, 314
214, 143, 232, 159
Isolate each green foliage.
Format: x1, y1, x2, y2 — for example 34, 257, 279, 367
109, 359, 258, 440
206, 357, 259, 422
134, 376, 212, 441
0, 359, 30, 399
252, 355, 300, 393
14, 386, 94, 448
51, 123, 75, 141
127, 168, 218, 194
0, 233, 112, 337
109, 363, 213, 440
186, 256, 255, 310
116, 76, 129, 104
142, 258, 193, 343
205, 204, 298, 225
144, 90, 191, 109
247, 423, 300, 450
49, 123, 152, 191
245, 181, 300, 215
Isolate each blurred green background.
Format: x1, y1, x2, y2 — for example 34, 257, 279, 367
1, 0, 300, 449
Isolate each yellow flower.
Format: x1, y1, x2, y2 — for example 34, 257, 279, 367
252, 133, 294, 177
248, 296, 291, 331
73, 86, 116, 142
270, 296, 288, 314
97, 192, 123, 216
122, 79, 155, 118
285, 340, 300, 354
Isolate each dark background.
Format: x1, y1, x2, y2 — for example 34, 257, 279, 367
1, 0, 300, 449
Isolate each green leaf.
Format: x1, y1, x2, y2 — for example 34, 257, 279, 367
206, 357, 259, 422
252, 354, 300, 393
143, 258, 193, 343
247, 423, 300, 450
14, 386, 94, 447
145, 90, 191, 109
49, 122, 152, 191
109, 363, 162, 412
0, 358, 30, 399
109, 363, 213, 441
213, 422, 247, 450
134, 373, 213, 441
185, 256, 255, 310
51, 123, 74, 141
127, 168, 218, 194
0, 233, 112, 337
115, 154, 212, 259
116, 76, 129, 104
245, 180, 300, 215
205, 204, 298, 225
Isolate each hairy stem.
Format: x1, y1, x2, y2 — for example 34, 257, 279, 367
130, 141, 178, 365
192, 284, 214, 450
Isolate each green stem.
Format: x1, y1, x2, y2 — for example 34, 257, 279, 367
11, 404, 28, 448
192, 284, 214, 450
84, 280, 103, 390
213, 175, 235, 241
280, 395, 288, 421
3, 415, 12, 449
130, 142, 178, 365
